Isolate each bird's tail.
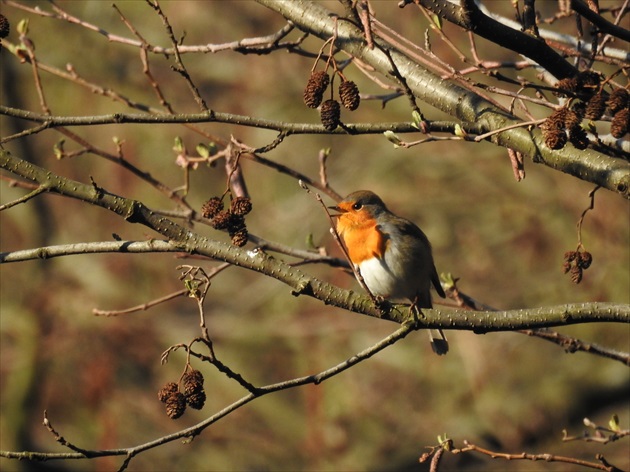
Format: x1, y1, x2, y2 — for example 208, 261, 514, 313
411, 298, 449, 356
429, 329, 449, 355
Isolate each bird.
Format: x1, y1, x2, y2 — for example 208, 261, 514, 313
329, 190, 448, 355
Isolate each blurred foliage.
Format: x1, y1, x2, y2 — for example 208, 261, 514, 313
0, 1, 628, 471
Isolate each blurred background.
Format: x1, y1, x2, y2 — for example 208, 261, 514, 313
1, 1, 628, 471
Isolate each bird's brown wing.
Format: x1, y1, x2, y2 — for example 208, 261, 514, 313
431, 264, 446, 298
398, 218, 445, 299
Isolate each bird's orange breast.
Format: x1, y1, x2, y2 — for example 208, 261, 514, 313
336, 212, 388, 265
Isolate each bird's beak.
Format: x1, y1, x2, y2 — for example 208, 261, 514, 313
328, 204, 344, 216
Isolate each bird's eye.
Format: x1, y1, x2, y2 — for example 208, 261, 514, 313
352, 202, 363, 210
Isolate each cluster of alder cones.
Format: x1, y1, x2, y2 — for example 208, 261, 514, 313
201, 196, 252, 247
541, 71, 629, 150
563, 249, 593, 284
158, 369, 206, 419
303, 70, 361, 130
0, 13, 9, 39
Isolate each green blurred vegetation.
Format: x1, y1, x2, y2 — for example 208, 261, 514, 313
1, 1, 628, 471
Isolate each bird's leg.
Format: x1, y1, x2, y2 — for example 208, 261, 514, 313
372, 295, 392, 315
408, 297, 422, 326
409, 296, 448, 355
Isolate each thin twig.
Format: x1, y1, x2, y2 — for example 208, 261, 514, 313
577, 185, 600, 249
93, 289, 188, 317
112, 3, 175, 113
145, 0, 209, 112
0, 185, 49, 211
43, 411, 91, 456
450, 440, 623, 472
473, 118, 546, 142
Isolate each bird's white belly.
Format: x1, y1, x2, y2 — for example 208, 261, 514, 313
357, 257, 403, 299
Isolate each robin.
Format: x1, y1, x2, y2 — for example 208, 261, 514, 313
330, 190, 448, 355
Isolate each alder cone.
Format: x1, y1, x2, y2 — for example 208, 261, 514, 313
543, 128, 567, 150
564, 109, 582, 129
554, 77, 578, 95
165, 392, 187, 419
607, 89, 629, 114
211, 210, 232, 230
541, 108, 568, 150
201, 197, 224, 219
303, 71, 330, 109
186, 390, 206, 410
320, 99, 341, 131
569, 125, 589, 150
0, 14, 9, 38
158, 382, 179, 403
575, 70, 600, 90
231, 229, 248, 247
570, 265, 583, 284
182, 370, 204, 396
611, 109, 629, 138
578, 251, 593, 269
230, 196, 252, 216
339, 80, 360, 110
584, 93, 606, 120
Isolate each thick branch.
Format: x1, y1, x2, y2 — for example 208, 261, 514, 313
0, 105, 482, 137
570, 0, 630, 42
2, 150, 629, 331
417, 0, 579, 79
0, 240, 183, 261
254, 0, 630, 199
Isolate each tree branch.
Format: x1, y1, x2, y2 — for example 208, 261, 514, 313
570, 0, 630, 42
415, 0, 579, 79
0, 105, 481, 137
2, 150, 629, 331
0, 323, 415, 468
254, 0, 630, 199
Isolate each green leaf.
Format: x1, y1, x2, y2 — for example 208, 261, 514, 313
196, 143, 210, 158
305, 233, 316, 250
411, 110, 423, 130
207, 142, 218, 156
431, 14, 442, 30
454, 123, 467, 138
609, 414, 620, 432
383, 130, 402, 145
53, 140, 65, 160
440, 272, 456, 288
17, 19, 29, 36
173, 136, 184, 154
